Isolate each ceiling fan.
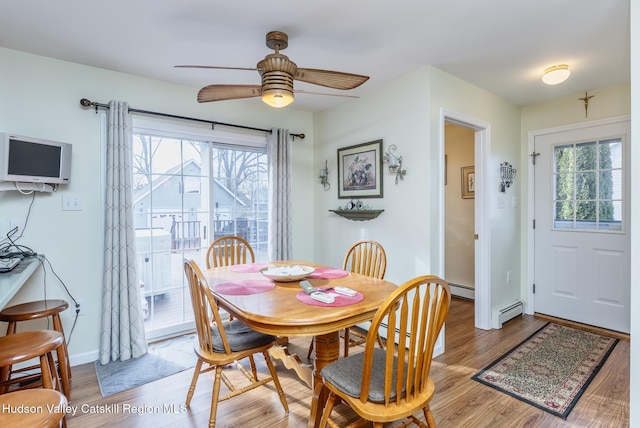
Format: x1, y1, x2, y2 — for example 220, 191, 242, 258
176, 31, 369, 108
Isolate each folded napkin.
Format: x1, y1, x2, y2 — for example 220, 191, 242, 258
295, 290, 364, 307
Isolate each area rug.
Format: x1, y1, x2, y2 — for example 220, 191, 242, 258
471, 322, 618, 419
95, 334, 197, 397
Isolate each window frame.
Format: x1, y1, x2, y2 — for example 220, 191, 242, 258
552, 136, 625, 233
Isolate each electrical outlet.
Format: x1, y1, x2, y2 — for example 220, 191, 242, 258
73, 300, 84, 317
506, 271, 512, 284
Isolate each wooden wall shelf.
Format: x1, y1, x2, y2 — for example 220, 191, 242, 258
329, 209, 384, 221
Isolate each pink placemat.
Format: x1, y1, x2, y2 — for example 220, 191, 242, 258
213, 279, 275, 295
307, 267, 349, 279
295, 290, 364, 307
228, 262, 270, 273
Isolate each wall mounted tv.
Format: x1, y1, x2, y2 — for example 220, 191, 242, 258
0, 133, 72, 185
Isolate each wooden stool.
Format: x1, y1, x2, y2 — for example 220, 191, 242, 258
0, 330, 67, 398
0, 300, 71, 399
0, 389, 67, 427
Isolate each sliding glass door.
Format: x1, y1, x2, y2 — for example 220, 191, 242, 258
131, 120, 268, 339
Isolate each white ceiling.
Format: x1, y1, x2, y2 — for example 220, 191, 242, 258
0, 1, 630, 113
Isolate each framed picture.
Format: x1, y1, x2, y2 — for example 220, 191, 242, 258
461, 166, 475, 199
337, 139, 383, 199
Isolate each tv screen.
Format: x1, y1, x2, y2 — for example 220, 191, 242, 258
8, 138, 62, 178
0, 132, 72, 184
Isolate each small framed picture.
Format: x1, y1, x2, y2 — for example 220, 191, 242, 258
461, 166, 475, 199
337, 139, 383, 199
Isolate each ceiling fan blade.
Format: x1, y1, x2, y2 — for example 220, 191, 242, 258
197, 85, 262, 103
175, 65, 260, 72
294, 89, 359, 98
294, 68, 369, 90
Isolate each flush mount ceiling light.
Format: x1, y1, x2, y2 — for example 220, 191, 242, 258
542, 64, 570, 85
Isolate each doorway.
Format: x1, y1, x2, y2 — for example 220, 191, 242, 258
444, 123, 475, 299
440, 109, 491, 330
529, 117, 631, 333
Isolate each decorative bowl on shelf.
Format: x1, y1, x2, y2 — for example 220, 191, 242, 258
260, 265, 315, 282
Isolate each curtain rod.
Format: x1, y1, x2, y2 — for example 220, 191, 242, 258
79, 98, 305, 140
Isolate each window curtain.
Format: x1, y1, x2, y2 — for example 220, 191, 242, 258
99, 100, 148, 365
267, 128, 292, 261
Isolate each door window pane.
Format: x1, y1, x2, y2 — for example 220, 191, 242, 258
555, 173, 574, 200
554, 145, 574, 173
575, 171, 596, 200
575, 142, 597, 171
600, 139, 622, 169
552, 137, 623, 232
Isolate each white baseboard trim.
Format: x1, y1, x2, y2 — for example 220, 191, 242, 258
449, 282, 475, 300
70, 350, 99, 367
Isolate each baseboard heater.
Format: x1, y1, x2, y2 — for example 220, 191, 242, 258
379, 322, 410, 342
493, 300, 524, 328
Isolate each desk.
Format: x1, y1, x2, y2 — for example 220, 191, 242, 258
204, 261, 398, 428
0, 258, 39, 309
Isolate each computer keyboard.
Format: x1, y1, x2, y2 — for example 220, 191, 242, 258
0, 257, 21, 273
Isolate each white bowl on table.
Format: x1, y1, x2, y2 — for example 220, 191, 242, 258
260, 265, 315, 282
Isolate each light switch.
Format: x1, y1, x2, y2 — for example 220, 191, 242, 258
62, 194, 82, 211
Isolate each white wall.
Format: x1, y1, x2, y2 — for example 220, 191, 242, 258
313, 68, 432, 284
0, 47, 314, 364
627, 0, 638, 424
313, 66, 522, 324
429, 67, 522, 316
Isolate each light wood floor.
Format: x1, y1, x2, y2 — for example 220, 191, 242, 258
64, 298, 630, 427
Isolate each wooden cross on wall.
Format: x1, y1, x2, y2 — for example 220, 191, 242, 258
578, 92, 594, 118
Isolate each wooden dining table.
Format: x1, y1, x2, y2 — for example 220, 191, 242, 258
203, 260, 398, 428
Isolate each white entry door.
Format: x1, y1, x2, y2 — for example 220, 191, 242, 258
533, 119, 630, 333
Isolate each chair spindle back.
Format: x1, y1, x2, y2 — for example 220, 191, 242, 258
342, 239, 387, 279
184, 259, 232, 355
206, 236, 255, 269
360, 275, 450, 406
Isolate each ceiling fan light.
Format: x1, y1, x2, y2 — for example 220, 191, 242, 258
542, 64, 570, 85
261, 88, 294, 108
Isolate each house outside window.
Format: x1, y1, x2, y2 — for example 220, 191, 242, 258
131, 118, 268, 338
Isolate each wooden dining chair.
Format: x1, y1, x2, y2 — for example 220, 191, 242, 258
341, 239, 387, 357
205, 235, 255, 269
318, 275, 451, 428
206, 235, 255, 322
183, 260, 289, 427
307, 239, 387, 360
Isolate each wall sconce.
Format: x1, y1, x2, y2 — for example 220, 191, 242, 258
319, 160, 330, 190
500, 161, 517, 192
383, 144, 406, 184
